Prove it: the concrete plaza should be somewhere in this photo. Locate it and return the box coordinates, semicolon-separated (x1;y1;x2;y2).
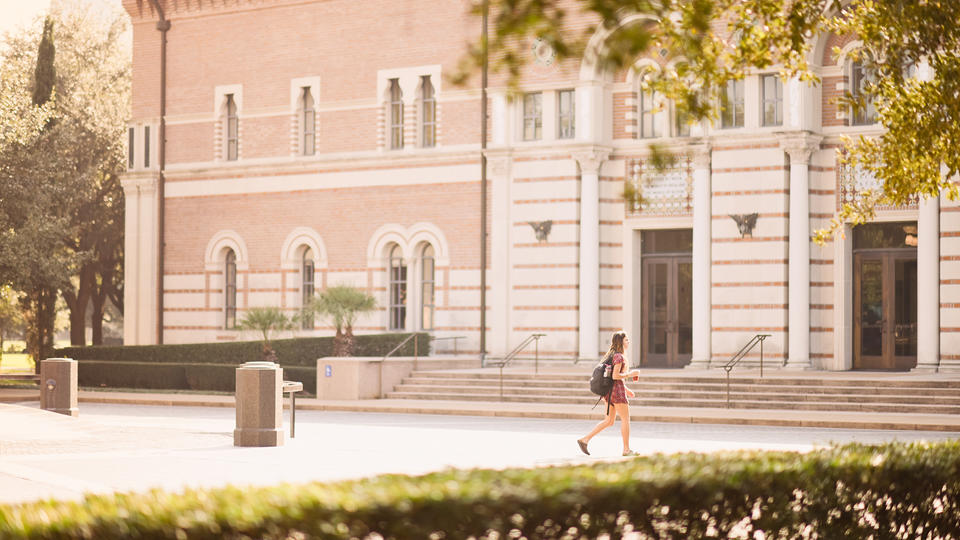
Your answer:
1;401;956;506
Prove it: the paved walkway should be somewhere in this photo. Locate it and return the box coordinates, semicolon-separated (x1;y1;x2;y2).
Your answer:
4;375;960;432
1;401;956;506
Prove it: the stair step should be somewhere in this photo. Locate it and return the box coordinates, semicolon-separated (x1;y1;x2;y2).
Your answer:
392;384;960;405
398;378;960;397
384;391;960;414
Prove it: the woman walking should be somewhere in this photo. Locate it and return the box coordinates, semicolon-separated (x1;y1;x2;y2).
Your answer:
577;330;640;456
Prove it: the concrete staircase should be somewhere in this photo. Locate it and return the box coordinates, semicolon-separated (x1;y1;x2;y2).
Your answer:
386;368;960;415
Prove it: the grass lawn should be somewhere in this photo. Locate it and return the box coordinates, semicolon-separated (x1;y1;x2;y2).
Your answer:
0;353;33;373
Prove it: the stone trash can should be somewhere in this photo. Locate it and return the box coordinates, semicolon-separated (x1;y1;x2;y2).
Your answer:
234;361;284;447
40;358;78;417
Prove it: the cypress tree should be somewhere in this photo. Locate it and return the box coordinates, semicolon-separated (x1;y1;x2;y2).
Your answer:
32;17;56;107
23;16;59;371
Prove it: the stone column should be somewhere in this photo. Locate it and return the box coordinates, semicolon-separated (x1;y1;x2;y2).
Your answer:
780;134;821;369
488;154;513;358
121;174;159;345
689;144;712;368
234;361;284;447
40;358;78;417
915;193;941;372
574;148;610;361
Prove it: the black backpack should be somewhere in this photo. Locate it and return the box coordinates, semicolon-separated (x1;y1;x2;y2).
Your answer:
589;356;614;397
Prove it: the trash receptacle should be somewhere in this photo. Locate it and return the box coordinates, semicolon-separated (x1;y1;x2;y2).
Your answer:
234;361;284;447
40;358;78;417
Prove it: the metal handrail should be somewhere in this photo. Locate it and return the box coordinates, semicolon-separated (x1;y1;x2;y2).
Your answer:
722;333;772;407
430;335;467;355
378;333;422;398
487;333;546;400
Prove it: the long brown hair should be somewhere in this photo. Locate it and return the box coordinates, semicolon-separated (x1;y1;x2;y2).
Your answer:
602;330;627;363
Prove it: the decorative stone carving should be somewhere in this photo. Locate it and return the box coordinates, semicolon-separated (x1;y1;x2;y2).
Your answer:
779;133;822;164
121;174;158;196
531;37;556;66
688;144;711;169
528;220;552;242
573;148;611;176
837;159;918;210
487;155;511;177
730;213;758;238
626;156;693;215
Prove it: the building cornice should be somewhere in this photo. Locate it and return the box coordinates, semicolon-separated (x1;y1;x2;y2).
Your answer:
123;0;310;23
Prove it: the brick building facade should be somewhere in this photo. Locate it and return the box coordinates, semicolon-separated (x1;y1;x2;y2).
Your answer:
121;0;959;372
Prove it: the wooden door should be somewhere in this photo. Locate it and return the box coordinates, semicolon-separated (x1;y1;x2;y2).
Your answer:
854;252;917;370
642;256;692;368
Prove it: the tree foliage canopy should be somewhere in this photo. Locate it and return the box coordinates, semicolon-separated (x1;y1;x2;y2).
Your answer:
237;307;298;352
308;286;377;336
475;0;960;238
0;4;130;354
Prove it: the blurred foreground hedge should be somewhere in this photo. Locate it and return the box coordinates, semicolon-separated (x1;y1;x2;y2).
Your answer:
2;440;959;539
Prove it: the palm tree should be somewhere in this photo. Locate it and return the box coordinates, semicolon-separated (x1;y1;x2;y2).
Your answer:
237;307;297;362
308;285;377;356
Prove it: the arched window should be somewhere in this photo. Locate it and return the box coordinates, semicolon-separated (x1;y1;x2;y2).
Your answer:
388;244;407;330
850;60;876;125
301;247;315;329
420;76;436;148
225;94;238;161
389;78;403;150
301;87;316;156
420;244;435;330
224;249;237;329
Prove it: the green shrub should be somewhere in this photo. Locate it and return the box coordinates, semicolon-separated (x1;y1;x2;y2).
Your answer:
1;441;959;539
57;333;430;367
78;361;317;394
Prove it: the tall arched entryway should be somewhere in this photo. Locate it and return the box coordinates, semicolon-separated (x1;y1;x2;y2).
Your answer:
641;229;693;367
853;222;918;370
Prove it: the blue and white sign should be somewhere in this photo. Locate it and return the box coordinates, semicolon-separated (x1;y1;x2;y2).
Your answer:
325;365;332;377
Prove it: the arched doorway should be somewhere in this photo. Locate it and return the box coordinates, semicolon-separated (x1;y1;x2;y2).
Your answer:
641;229;693;367
853;222;918;370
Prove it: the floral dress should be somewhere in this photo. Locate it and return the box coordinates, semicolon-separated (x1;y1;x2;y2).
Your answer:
605;352;628;404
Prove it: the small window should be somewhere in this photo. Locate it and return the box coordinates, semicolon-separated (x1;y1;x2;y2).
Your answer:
420;244;435;330
850;61;877;125
421;76;436;148
389;79;403;150
557;89;575;139
128;127;135;169
226;94;238;161
143;125;150;168
301;87;315;156
639;90;658;139
522;92;542;141
224;249;237;329
720;79;744;128
761;74;783;127
301;247;315;330
388;245;407;330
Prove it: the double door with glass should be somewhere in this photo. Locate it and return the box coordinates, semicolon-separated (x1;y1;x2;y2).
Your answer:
641;256;693;368
854;252;917;370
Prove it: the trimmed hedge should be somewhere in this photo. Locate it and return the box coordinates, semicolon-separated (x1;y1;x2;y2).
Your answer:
2;441;959;539
77;361;317;394
57;333;430;367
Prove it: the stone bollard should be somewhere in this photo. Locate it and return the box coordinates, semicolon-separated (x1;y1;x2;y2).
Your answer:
234;361;284;447
40;358;78;417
